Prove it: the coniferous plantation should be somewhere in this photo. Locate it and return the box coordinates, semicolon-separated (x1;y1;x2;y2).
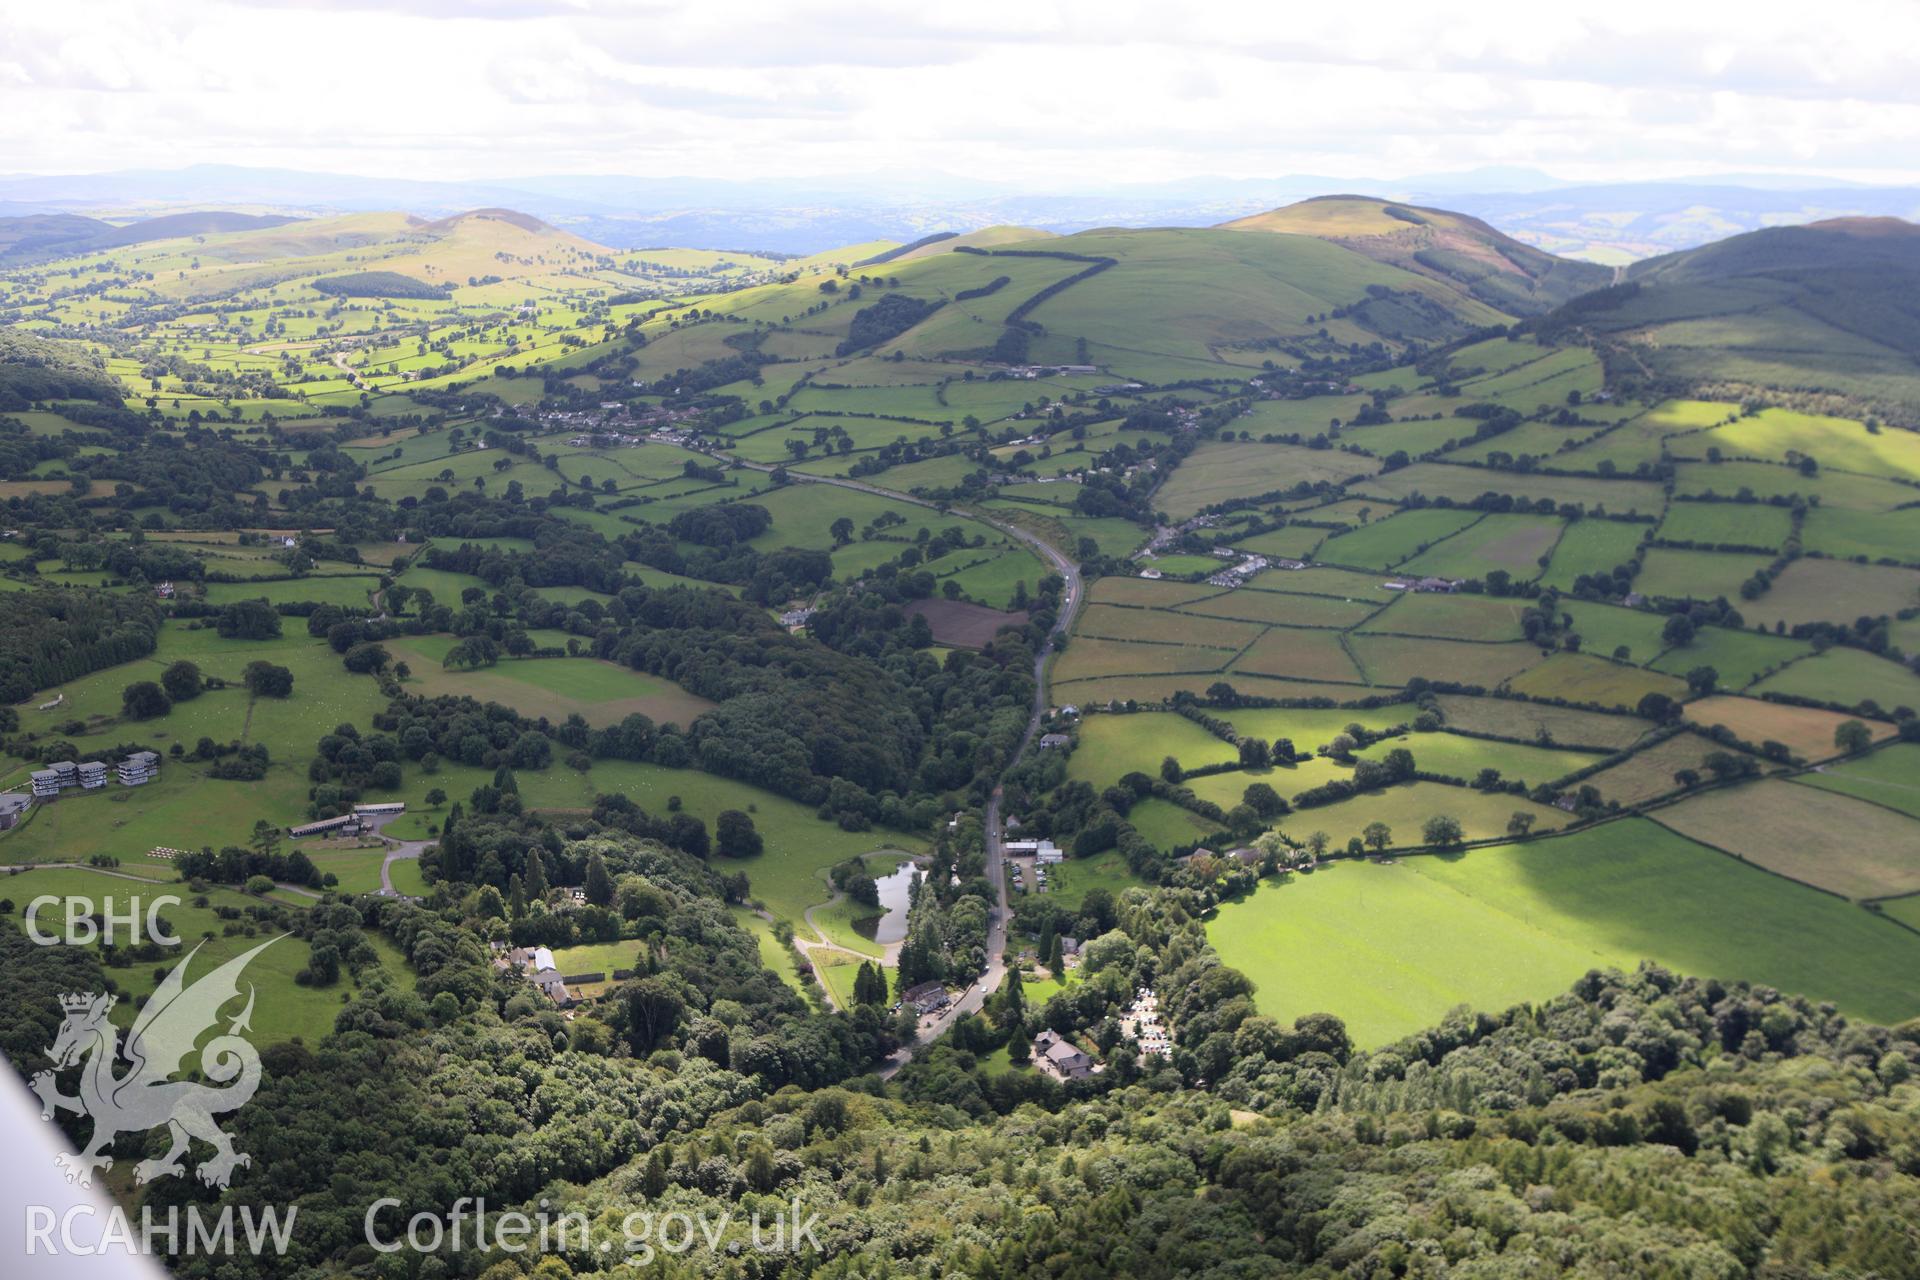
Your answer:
4;5;1920;1278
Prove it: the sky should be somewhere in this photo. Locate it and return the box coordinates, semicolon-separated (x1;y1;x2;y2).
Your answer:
5;0;1920;186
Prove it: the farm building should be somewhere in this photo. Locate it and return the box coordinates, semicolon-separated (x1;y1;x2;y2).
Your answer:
1414;576;1463;593
353;802;406;816
117;751;160;786
288;814;359;838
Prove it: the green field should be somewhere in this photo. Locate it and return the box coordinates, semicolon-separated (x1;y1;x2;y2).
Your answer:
1317;509;1481;571
386;643;717;727
1632;547;1773;602
1672;460;1918;510
1648;625;1809;691
1064;712;1240;789
1740;558;1920;630
1208;820;1920;1046
1277;780;1567;850
1576;732;1728;807
1233;626;1369;684
548;938;645;978
1652;780;1920;899
1042;848;1152;910
1347;633;1544;690
1354;731;1603;788
1350;463;1666;517
1357;592;1530;641
1429;694;1651;750
1124;797;1224;850
1694;408;1920;480
1557;600;1672;663
1507;652;1686;709
1655;502;1793;548
1795;744;1920;819
1799;506;1920;562
1153;440;1379;519
1394;513;1564;582
1538;519;1648;590
1750;646;1920;714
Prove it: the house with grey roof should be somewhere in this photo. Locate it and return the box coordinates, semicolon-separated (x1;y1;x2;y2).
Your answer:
1033;1029;1095;1079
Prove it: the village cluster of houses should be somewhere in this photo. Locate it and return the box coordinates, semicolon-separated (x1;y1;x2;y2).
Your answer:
545;399;700;444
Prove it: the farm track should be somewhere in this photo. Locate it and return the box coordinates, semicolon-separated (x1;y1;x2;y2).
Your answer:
361;812;431;895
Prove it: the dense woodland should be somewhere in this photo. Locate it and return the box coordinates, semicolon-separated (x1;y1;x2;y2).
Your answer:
7;898;1918;1278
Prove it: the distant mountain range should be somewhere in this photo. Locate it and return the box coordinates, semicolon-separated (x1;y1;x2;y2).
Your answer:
4;164;1920;260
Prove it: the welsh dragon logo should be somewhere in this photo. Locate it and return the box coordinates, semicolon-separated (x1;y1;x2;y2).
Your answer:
30;937;281;1189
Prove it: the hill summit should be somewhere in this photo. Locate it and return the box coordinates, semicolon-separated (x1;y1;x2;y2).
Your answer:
1218;194;1611;315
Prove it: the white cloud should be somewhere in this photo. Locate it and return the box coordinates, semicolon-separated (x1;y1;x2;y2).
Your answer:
3;0;1919;185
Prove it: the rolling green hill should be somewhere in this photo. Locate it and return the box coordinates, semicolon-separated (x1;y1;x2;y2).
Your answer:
835;219;1536;379
1539;216;1920;421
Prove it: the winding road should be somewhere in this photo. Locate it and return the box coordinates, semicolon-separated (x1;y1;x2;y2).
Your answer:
707;451;1086;1072
356;812;432;896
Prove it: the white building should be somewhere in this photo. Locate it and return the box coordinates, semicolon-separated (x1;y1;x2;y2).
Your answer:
117;751;160;787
